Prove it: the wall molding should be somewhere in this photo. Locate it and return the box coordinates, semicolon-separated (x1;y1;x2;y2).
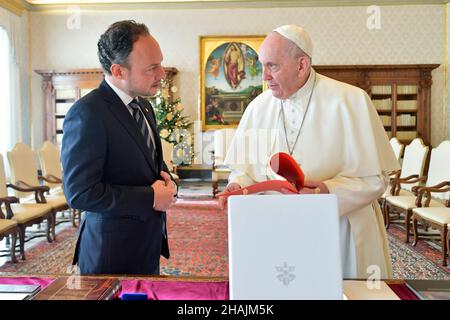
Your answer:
0;0;29;15
19;0;447;12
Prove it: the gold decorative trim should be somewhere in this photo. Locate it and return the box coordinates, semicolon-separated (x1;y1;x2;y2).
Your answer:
18;0;448;12
0;0;26;15
22;0;448;4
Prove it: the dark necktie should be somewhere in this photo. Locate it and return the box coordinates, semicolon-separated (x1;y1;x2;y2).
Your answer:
129;99;166;238
129;99;156;162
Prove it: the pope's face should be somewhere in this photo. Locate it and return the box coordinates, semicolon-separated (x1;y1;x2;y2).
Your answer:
122;35;166;97
259;33;303;100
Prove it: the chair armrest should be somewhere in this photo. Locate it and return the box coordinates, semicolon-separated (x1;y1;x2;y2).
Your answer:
415;181;450;207
7;181;49;193
0;196;19;219
418;181;450;192
396;174;423;184
388;169;401;179
411;185;423;196
390;175;426;196
7;181;49;204
39;174;62;184
0;196;19;205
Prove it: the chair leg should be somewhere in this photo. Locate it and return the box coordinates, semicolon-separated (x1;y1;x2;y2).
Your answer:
10;230;18;263
46;217;52;243
412;214;419;247
212;181;218;198
72;208;76;228
46;213;56;243
447;229;450;268
72;209;82;228
405;210;412;243
441;226;447;267
380;199;386;226
384;202;390;229
77;210;82;227
52;212;56;240
18;226;26;260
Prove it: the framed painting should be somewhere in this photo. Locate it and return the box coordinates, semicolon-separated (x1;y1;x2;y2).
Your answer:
200;35;265;131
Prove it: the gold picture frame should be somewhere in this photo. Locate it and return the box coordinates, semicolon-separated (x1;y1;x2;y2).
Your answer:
200;35;265;131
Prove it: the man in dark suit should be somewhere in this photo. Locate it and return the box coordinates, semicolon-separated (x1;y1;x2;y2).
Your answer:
61;20;178;275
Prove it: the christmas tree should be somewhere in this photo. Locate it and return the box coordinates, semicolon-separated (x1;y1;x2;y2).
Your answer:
149;79;194;165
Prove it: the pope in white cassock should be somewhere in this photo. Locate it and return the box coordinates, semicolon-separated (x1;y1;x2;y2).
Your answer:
222;25;400;279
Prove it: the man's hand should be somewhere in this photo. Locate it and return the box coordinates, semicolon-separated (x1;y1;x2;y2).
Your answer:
161;171;177;191
152;171;177;211
219;182;242;210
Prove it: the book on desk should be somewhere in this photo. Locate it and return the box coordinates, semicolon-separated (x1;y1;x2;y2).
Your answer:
405;280;450;300
32;277;121;300
0;284;41;300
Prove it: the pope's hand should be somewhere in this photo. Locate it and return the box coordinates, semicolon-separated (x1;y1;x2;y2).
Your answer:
298;180;329;194
218;182;241;210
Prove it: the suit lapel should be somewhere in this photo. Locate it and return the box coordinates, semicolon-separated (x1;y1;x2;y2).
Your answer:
138;98;163;173
98;81;159;176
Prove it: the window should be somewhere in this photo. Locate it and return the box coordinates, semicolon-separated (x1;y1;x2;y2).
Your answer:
0;26;11;157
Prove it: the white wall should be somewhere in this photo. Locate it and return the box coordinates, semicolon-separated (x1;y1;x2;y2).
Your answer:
29;4;444;158
446;3;450;141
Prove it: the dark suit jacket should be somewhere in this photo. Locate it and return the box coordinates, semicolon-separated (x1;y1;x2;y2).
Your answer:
61;80;173;275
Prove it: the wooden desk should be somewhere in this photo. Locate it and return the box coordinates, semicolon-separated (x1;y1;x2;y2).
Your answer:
0;274;419;300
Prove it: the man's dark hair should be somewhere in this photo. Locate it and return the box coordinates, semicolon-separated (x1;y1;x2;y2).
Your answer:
97;20;149;75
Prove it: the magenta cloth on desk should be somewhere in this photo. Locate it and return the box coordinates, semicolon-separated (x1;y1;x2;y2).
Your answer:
0;276;54;289
387;283;419;300
119;280;229;300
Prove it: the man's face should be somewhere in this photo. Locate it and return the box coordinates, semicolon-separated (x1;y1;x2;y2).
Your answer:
122;35;166;97
258;34;302;100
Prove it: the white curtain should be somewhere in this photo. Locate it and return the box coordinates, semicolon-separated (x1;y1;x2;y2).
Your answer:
0;7;25;173
0;26;12;158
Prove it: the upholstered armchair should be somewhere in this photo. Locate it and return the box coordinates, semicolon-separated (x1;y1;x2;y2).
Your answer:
411;182;450;266
382;138;429;229
385;140;448;244
0;154;53;260
38;141;81;227
161;139;180;185
410;141;450;266
211;128;236;198
38;141;63;189
390;137;404;161
7;143;69;236
0;217;18;263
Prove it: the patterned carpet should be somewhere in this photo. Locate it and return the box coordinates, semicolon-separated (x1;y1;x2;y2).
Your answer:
0;186;449;279
0;196;227;276
388;224;450;279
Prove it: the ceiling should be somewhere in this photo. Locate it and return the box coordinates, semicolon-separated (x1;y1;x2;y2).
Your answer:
21;0;447;6
1;0;447;15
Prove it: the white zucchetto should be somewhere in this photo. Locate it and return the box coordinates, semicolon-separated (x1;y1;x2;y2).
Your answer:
273;25;313;58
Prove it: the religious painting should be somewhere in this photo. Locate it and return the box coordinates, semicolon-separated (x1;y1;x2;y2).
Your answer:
200;35;265;130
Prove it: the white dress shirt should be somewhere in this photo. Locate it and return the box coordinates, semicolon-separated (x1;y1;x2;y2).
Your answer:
105;77;156;147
